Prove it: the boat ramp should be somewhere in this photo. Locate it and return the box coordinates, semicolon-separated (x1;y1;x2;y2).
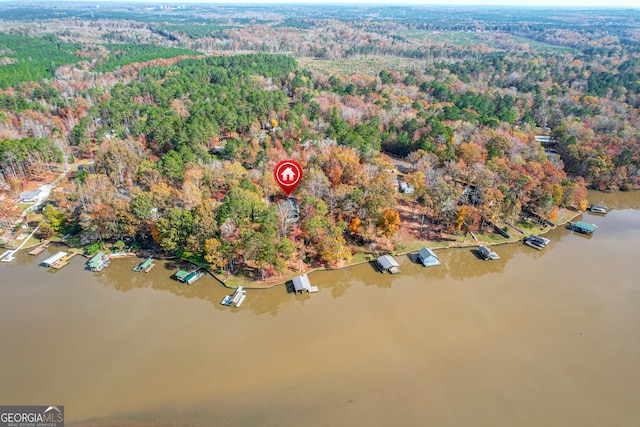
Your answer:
133;257;155;272
221;286;246;308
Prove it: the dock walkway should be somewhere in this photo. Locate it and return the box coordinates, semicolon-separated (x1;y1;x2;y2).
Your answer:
1;224;41;262
51;252;79;269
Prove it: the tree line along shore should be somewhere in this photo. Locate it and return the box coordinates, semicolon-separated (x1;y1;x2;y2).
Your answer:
1;7;638;285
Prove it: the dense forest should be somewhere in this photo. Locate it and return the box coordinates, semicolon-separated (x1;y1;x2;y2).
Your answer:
0;4;638;280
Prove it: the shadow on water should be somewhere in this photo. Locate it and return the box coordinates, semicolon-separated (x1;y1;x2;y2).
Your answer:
406;253;420;264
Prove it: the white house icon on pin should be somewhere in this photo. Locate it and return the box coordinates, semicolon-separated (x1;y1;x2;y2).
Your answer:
281;167;296;182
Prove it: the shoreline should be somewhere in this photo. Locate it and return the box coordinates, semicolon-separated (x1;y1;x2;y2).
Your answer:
212;208;584;290
2;210;583;291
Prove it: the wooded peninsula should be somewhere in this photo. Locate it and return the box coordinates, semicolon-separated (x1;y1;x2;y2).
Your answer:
1;4;638;284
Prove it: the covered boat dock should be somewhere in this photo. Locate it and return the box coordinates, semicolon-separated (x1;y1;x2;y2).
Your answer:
175;269;203;285
87;252;110;272
133;257;155;272
417;247;440;267
292;274;319;293
376;255;401;274
568;221;597;235
42;251;68;268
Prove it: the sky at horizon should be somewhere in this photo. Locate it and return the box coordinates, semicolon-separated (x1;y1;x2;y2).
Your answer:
0;0;638;7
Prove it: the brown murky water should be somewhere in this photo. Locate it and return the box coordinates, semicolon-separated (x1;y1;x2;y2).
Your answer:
1;191;640;426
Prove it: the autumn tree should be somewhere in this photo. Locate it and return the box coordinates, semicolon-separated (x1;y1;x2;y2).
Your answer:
37;222;55;240
192;199;219;250
377;209;400;242
42;204;65;232
348;217;362;236
204;238;227;271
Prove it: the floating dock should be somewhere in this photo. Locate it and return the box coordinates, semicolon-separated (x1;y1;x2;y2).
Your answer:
133;257;155;272
477;245;500;260
523;235;550;250
221;286;247;308
28;240;50;256
1;250;16;262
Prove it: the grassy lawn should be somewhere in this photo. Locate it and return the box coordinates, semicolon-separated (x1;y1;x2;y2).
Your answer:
473;231;512;244
556;208;581;225
178;250;209;269
22;235;42;248
224;270;300;289
515;221;550;236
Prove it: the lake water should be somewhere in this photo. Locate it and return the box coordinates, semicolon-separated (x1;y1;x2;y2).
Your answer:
1;191;640;426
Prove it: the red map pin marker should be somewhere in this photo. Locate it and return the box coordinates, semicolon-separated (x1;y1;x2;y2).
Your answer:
274;159;303;197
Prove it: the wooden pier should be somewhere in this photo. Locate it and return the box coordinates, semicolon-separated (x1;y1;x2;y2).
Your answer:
28;241;50;256
51;252;79;269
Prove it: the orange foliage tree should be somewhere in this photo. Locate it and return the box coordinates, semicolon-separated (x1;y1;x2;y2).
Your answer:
377;209;400;242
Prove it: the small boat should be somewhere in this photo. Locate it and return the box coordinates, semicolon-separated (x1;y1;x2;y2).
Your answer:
477;245;500;260
588;205;608;214
522;234;550;250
